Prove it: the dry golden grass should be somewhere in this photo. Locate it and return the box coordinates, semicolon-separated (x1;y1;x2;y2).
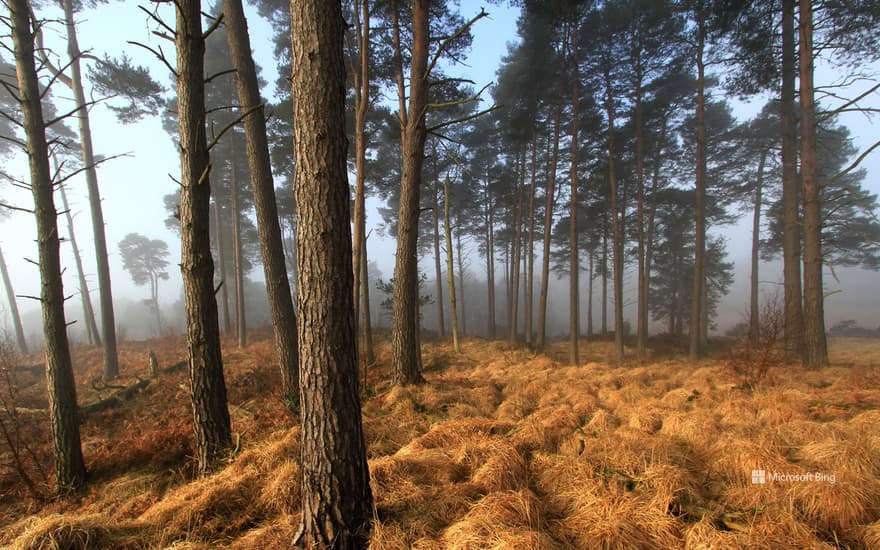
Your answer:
2;336;880;548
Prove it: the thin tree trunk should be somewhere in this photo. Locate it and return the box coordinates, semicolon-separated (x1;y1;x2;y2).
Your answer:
351;0;371;367
443;178;460;353
10;0;86;492
391;0;429;386
222;0;298;395
456;227;467;337
749;149;767;345
644;115;667;352
432;177;446;338
587;247;593;338
213;201;232;334
525;128;537;346
602;52;624;363
360;238;374;367
290;2;373;544
0;245;28;354
230;158;247;348
61;0;118;380
798;0;828;368
633;44;648;361
602;220;608;336
176;0;232;477
509;147;525;344
781;0;805;361
150;272;162;338
536;101;562;350
58;182;101;347
689;6;707;362
486;181;496;339
569;36;580;366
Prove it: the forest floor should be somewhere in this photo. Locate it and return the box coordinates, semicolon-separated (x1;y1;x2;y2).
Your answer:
1;333;879;548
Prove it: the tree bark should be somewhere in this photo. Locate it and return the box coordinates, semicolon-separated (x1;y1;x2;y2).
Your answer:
213;201;232;334
0;245;28;354
689;5;707;362
485;177;496;339
569;35;580;366
11;0;86;493
602;51;624;363
798;0;828;368
749;149;767;345
525;129;537;345
432;177;446;338
230;159;247;348
290;2;374;544
58;183;101;347
508;146;525;344
350;0;373;370
443;178;460;353
456;227;467;337
633;39;648;361
391;0;429;386
60;0;118;381
781;0;805;361
176;0;233;477
222;0;299;394
536;99;562;350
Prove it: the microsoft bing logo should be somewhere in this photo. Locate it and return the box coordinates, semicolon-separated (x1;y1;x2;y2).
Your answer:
751;469;766;484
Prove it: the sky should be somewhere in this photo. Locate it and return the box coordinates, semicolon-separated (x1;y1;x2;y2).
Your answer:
0;1;878;342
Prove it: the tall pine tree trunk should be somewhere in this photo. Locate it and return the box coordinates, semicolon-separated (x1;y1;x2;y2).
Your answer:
11;0;86;492
391;0;429;385
536;101;562;350
569;37;580;366
61;0;118;380
689;5;707;362
432;177;446;338
290;1;373;544
798;0;828;368
222;0;298;394
781;0;805;361
485;181;496;339
602;52;624;363
634;51;648;361
750;149;767;345
0;245;28;354
456;228;467;337
525;129;537;345
508;147;525;344
351;0;373;369
213;201;232;334
230;159;247;348
443;178;460;352
58;182;101;347
176;0;232;477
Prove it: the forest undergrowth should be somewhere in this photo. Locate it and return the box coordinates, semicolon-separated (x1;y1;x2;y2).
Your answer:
1;334;879;549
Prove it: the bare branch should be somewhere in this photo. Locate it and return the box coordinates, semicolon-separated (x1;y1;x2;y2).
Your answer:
822;138;880;189
426;104;501;133
426;8;488;78
205;68;235;84
206;103;263;152
0;202;33;215
128;41;177;79
138;5;177;38
203;11;224;39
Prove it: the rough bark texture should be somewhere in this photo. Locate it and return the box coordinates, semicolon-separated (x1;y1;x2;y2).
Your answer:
223;0;299;394
525;130;537;345
781;0;805;361
11;0;86;493
391;0;429;386
536;102;561;350
0;245;28;354
484;179;496;339
176;0;233;477
508;148;525;344
689;7;707;362
61;0;118;380
290;1;373;545
633;47;648;361
58;183;101;347
798;0;828;368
